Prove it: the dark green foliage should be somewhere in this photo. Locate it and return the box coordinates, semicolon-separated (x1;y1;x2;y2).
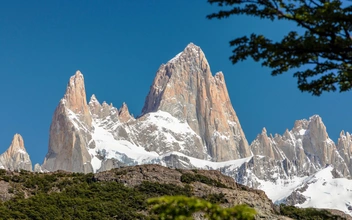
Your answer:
115;170;127;175
136;181;192;197
0;182;147;220
0;172;197;220
0;170;343;219
207;0;352;96
148;196;256;220
0;169;10;182
280;205;342;219
0;169;6;176
203;192;227;204
180;172;228;188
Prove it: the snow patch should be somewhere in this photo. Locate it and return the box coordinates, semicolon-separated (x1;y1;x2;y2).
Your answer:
144;111;198;136
90;121;159;172
258;176;307;202
298;129;306;135
296;166;352;215
17;149;27;154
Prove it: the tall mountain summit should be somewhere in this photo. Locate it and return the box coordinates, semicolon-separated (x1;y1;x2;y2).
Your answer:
142;43;251;161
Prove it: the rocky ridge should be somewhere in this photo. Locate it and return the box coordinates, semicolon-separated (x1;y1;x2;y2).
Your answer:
236;115;350;188
41;43;252;174
225;116;352;215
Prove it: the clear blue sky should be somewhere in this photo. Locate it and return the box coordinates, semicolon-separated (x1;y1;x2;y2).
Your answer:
1;1;351;165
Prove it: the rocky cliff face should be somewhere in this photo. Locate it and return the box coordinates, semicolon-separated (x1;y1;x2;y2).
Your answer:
42;71;93;173
337;131;352;176
141;43;251;161
245;115;349;180
0;134;32;171
225;115;352;215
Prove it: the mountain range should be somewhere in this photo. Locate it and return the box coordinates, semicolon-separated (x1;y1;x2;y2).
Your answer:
1;43;351;216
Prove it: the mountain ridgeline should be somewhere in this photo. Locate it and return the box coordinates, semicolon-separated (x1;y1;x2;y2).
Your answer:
1;43;352;216
41;43;252;173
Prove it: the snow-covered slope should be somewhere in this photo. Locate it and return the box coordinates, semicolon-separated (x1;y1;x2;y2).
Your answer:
251;172;307;203
88;108;250;172
288;166;352;215
89;121;159;172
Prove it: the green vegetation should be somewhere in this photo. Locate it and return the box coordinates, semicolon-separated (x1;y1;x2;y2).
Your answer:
202;192;227;204
0;169;345;219
280;205;342;220
0;171;147;219
0;170;243;220
0;182;146;219
208;0;352;96
180;172;228;188
148;196;256;220
136;181;192;197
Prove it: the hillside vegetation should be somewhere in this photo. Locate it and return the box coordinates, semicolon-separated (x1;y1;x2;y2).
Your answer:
0;165;347;219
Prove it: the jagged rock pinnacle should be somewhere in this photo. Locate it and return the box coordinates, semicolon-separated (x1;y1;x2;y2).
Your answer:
337;130;352;175
252;115;350;178
141;43;251;161
62;70;90;118
8;133;25;151
43;71;93;173
89;94;99;105
118;102;133;123
0;134;32;171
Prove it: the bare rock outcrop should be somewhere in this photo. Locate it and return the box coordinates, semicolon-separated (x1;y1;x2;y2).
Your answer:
337;131;352;175
118;102;133;123
243;115;350;189
141;43;251;161
42;71;93;173
286;115;348;176
251;128;284;160
0;134;32;171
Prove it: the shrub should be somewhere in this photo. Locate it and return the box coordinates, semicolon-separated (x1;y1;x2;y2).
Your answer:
180;172;227;188
280;205;341;220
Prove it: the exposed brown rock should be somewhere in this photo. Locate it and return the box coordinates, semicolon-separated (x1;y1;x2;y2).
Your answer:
118;102;133;123
0;179;13;201
88;94;101;116
141;43;251;161
251;128;283;160
62;70;92;126
249;115;350;179
0;134;32;171
337;131;352;175
42;71;93;173
301;116;349;176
